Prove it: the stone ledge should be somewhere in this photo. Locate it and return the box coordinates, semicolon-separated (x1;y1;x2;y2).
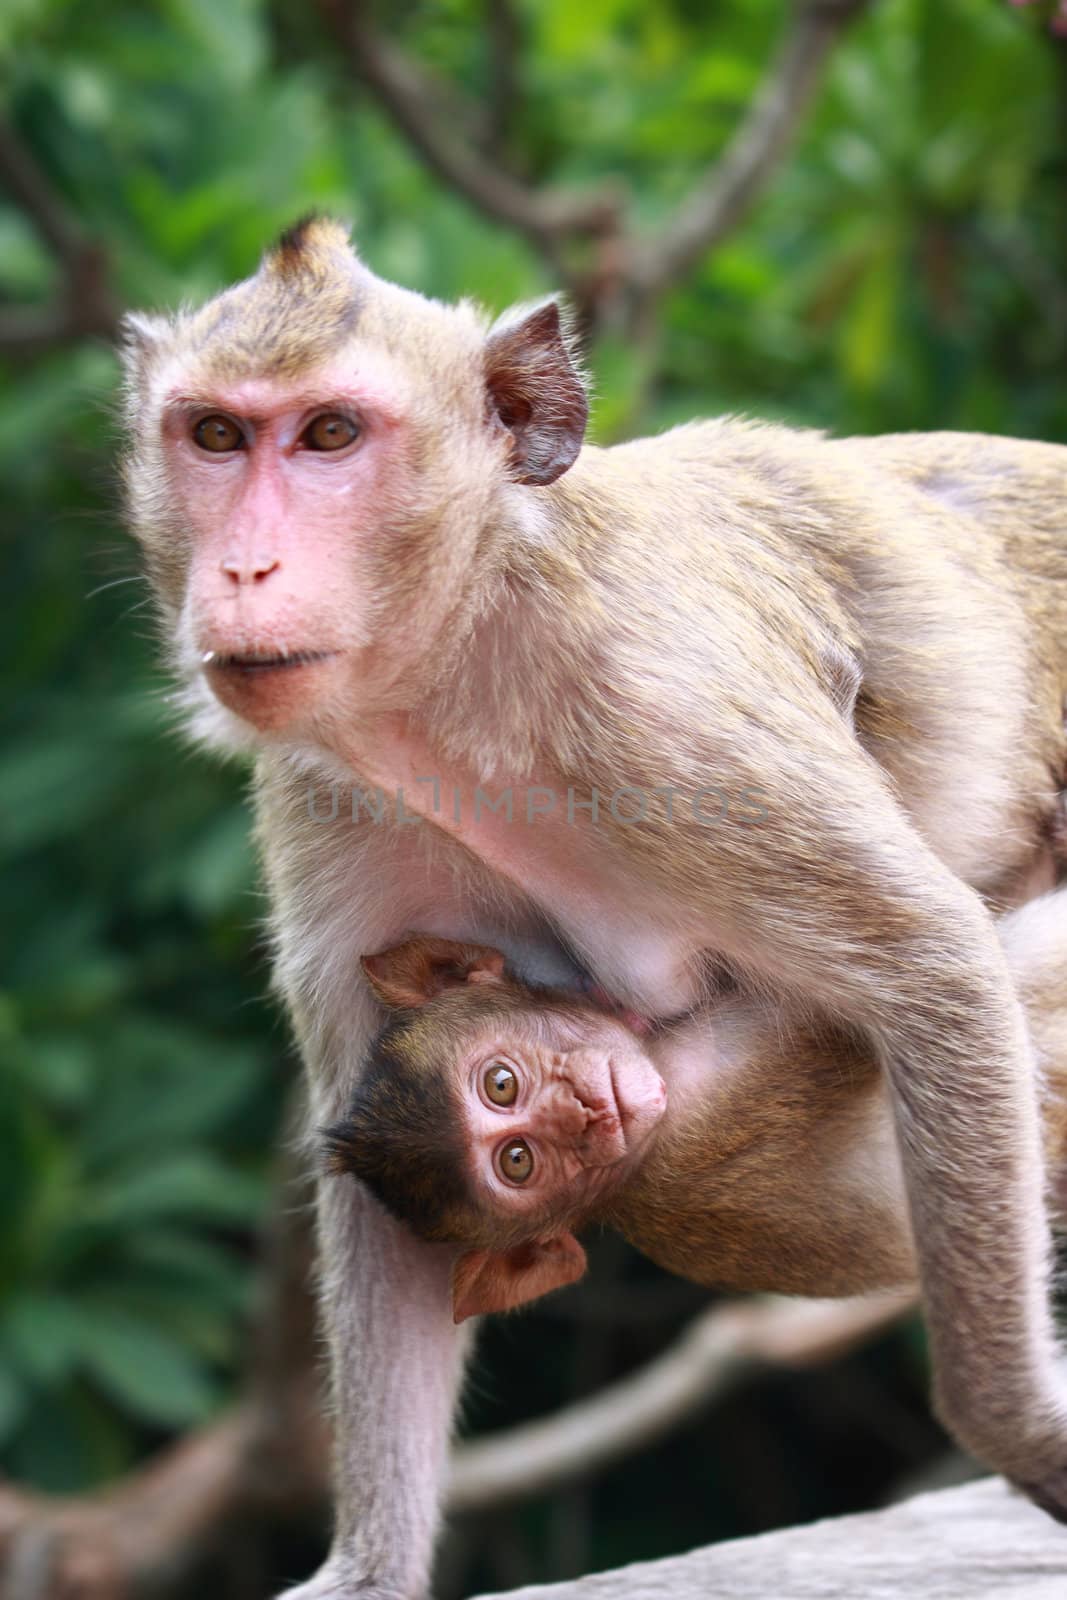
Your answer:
476;1477;1067;1600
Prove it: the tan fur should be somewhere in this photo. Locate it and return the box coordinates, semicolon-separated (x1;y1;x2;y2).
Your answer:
605;1012;911;1296
193;216;364;380
609;925;1067;1299
121;222;1067;1596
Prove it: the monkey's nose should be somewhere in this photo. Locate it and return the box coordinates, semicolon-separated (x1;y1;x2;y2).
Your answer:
220;554;280;585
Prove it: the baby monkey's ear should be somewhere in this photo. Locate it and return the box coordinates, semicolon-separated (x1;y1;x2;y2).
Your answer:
451;1235;588;1322
361;936;507;1010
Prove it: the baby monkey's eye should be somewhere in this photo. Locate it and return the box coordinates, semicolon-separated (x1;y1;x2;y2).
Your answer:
302;413;360;452
484;1062;518;1106
498;1139;534;1184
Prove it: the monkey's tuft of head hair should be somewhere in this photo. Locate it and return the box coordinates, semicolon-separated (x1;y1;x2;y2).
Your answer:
181;214;364;382
265;214;355;281
323;1017;480;1246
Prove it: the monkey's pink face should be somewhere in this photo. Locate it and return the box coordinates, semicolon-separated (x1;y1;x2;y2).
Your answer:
457;1012;667;1224
159;357;439;734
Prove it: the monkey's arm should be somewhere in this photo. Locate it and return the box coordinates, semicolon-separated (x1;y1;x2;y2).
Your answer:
283;1167;473;1600
281;1011;473;1600
257;782;480;1600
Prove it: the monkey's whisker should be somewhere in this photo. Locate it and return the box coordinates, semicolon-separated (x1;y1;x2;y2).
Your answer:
87;574;146;600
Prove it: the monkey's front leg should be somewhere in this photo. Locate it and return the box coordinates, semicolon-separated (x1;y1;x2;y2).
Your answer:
280;993;474;1600
259;802;498;1600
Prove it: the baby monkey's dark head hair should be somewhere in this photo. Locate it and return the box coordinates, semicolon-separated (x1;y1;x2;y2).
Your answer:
324;1009;476;1244
324;938;545;1248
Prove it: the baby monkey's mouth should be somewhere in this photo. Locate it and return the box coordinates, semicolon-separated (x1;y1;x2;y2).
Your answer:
203;649;340;675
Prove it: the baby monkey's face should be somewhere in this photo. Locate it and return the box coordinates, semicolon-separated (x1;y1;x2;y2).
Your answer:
333;935;670;1321
452;1003;667;1225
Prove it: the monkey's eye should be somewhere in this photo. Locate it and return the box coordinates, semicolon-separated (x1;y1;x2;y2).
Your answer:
484;1062;518;1106
192;414;245;453
497;1139;534;1185
302;413;360;452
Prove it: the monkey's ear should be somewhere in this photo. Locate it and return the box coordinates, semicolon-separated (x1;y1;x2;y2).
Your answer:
484;300;588;486
451;1235;587;1322
361;937;506;1009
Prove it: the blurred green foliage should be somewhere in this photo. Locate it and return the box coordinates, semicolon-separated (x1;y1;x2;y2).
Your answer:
1;0;1065;1581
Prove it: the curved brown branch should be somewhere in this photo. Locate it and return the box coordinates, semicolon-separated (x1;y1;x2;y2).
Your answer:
314;0;621;253
448;1289;914;1513
0;116;119;354
315;1;870;340
0;118;87;267
483;0;523;156
0;1415;255;1600
631;1;873;298
0;1263;912;1597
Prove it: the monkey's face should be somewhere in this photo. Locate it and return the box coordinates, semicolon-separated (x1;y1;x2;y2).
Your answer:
122;219;586;749
155;354;429;735
138;330;505;744
347;936;667;1235
452;1006;668;1228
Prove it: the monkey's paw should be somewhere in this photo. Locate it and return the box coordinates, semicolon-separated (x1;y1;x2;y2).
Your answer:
1010;1465;1067;1526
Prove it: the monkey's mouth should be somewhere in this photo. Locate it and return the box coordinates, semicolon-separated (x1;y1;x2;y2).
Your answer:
572;1063;629;1167
204;649;340;676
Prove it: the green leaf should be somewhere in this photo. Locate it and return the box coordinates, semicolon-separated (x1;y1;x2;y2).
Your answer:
91;1154;265;1228
0;1357;29;1446
840;240;901;393
76;1306;220;1427
80;1020;262;1166
3;1293;81;1385
117;1230;251;1309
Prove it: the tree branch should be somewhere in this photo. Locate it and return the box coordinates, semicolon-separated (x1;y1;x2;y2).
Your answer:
314;0;621;253
483;0;523;157
315;1;869;339
0;115;119;354
0;118;86;266
632;0;872;296
448;1289;914;1513
470;1477;1066;1600
0;1256;912;1597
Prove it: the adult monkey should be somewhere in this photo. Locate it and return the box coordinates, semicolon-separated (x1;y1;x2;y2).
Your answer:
121;218;1067;1597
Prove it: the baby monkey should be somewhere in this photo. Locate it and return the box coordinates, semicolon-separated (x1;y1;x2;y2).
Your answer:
327;916;1067;1324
